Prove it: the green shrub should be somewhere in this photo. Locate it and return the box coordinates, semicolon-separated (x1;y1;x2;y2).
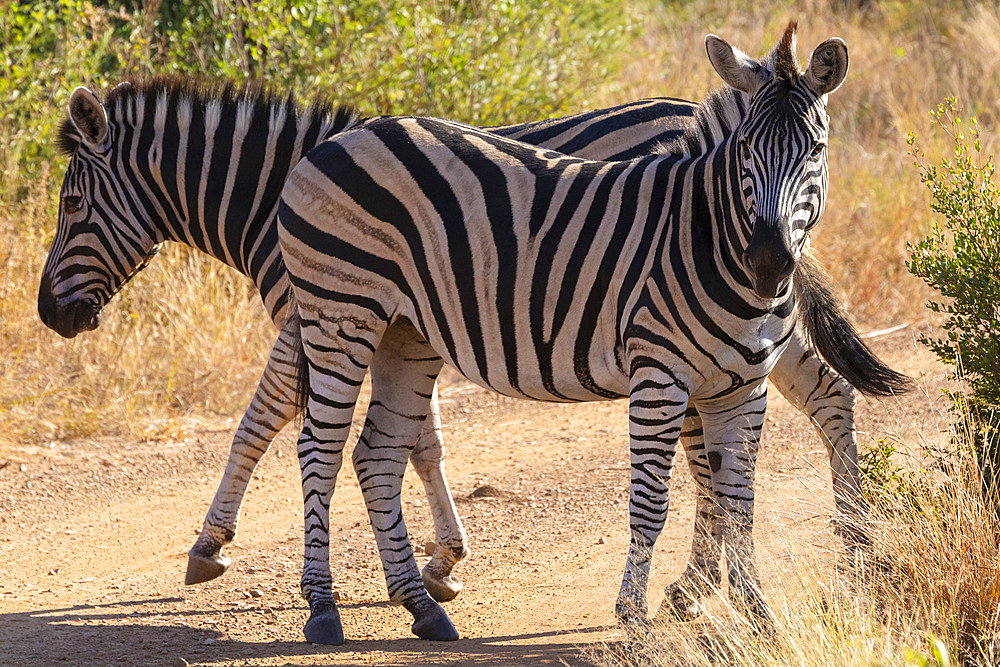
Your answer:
907;98;1000;495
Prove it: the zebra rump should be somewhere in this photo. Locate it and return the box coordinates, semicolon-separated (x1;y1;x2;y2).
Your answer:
795;253;914;397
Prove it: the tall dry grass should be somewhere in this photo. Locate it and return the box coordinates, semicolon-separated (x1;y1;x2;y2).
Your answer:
2;1;998;444
586;414;1000;666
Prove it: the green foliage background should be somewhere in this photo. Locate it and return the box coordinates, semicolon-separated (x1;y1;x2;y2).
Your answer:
1;0;629;196
0;0;630;441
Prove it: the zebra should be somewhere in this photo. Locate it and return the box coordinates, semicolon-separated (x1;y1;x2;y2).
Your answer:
275;22;859;642
38;32;907;640
37;78;689;598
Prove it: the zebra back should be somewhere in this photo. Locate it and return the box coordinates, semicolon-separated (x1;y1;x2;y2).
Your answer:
39;80;699;340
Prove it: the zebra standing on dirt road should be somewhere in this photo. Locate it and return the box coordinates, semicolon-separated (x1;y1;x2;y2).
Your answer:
36;79;693;599
38;31;907;641
275;23;858;643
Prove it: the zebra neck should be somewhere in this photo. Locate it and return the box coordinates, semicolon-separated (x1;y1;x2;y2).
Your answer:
118;99;349;322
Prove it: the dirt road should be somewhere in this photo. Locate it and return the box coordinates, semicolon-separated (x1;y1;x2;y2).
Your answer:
0;328;946;666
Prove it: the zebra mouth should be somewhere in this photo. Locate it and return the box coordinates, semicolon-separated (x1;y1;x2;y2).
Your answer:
41;299;101;339
750;275;788;300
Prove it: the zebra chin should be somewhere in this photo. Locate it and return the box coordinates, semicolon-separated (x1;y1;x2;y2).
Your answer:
38;297;101;339
749;275;791;300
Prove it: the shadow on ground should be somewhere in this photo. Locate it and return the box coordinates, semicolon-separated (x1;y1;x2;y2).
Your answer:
0;596;606;666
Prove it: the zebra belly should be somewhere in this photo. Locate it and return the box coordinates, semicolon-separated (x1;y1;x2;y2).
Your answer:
395;301;630;403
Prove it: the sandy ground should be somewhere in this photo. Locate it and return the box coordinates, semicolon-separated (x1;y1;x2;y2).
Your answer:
0;326;949;666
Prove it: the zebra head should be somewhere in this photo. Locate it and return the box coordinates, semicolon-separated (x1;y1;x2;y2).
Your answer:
706;23;848;299
38;85;162;338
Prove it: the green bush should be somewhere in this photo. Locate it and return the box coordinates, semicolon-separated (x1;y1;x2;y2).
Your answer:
907;98;1000;493
152;0;630;124
1;0;629;215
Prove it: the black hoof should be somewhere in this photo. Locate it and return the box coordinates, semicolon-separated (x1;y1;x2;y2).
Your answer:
410;601;459;641
616;634;657;667
421;566;463;603
185;552;231;585
731;594;772;634
303;602;345;645
655;586;705;623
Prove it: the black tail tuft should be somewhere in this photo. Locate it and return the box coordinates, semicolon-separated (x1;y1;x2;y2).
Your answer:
795;253;914;398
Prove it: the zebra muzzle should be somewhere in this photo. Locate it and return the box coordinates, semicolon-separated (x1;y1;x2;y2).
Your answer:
38;277;100;338
744;225;795;299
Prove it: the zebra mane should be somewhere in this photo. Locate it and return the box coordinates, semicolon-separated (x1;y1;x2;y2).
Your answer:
653;86;748;157
57;75;361;156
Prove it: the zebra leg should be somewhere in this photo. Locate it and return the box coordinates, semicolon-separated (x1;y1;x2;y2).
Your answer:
696;382;770;626
768;325;867;550
353;319;458;641
295;310;386;645
615;365;689;632
410;387;470;603
186;320;301;585
656;407;723;622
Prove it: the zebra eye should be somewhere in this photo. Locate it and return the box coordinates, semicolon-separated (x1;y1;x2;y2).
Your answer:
63;195;84;214
739;136;751;160
811;143;826;158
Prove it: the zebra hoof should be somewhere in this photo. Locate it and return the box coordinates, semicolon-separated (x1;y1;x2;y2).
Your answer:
303;601;345;645
185;552;231;585
655;585;705;623
410;601;459;641
421;567;463;603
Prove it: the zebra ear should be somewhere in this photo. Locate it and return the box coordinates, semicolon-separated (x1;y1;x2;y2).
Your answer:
803;38;849;96
706;34;765;95
68;86;108;147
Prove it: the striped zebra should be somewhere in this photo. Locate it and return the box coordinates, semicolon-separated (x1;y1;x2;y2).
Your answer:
275;23;859;641
38;30;907;641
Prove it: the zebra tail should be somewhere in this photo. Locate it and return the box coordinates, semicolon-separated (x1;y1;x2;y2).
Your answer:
795;253;914;397
285;292;310;414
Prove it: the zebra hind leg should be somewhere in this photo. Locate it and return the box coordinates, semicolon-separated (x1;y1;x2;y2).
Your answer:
295;310;387;645
354;319;458;641
186;321;302;584
656;407;723;623
766;326;868;553
410;388;470;603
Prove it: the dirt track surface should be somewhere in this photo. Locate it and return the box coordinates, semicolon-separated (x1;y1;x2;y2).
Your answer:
0;327;946;666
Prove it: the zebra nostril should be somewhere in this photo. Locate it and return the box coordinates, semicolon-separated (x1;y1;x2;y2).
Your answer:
778;255;795;280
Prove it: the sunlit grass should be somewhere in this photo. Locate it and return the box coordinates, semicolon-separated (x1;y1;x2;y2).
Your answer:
3;1;995;442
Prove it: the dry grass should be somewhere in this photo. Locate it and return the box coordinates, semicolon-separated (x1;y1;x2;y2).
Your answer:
1;2;995;443
585;421;1000;666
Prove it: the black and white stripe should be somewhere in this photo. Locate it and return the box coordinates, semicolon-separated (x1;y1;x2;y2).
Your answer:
40;25;896;642
276;24;850;640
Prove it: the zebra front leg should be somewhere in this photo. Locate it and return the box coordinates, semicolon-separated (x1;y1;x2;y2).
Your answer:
355;320;458;641
656;407;723;622
696;382;770;627
616;364;689;632
411;387;469;603
187;319;301;584
768;325;868;551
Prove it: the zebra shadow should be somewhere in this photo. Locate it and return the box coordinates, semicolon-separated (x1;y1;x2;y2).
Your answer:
0;596;607;666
